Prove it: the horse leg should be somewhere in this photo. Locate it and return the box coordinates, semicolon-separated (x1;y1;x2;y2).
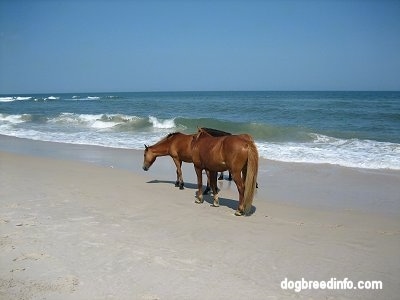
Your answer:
218;172;224;180
172;158;184;189
228;171;232;181
209;171;220;207
175;171;179;187
231;170;245;216
203;170;211;195
194;167;204;203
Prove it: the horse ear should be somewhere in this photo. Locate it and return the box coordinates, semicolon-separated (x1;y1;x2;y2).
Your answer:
144;144;148;150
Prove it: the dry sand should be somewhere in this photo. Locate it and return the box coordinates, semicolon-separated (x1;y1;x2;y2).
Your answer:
0;138;399;299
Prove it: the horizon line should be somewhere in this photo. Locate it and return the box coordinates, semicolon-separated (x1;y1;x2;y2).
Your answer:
1;90;400;95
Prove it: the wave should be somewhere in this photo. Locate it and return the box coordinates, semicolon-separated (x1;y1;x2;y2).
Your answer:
0;113;30;124
46;96;60;100
69;96;101;101
0;96;60;102
0;94;124;102
0;96;32;102
175;117;312;142
259;135;400;169
46;113;147;130
1;113;399;170
1;112;179;132
67;95;123;101
149;116;177;129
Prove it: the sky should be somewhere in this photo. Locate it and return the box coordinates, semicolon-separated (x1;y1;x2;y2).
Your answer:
0;0;399;93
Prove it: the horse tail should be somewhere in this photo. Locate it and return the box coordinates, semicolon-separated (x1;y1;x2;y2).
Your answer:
243;141;259;214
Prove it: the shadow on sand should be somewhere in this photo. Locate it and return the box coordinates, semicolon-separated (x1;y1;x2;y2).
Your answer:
146;179;256;216
146;179;198;190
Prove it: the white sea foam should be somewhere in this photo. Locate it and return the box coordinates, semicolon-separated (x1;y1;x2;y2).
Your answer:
0;96;32;102
68;96;101;100
45;96;60;100
0;113;27;124
48;113;117;130
2;127;399;170
46;113;146;131
91;120;118;129
76;114;104;123
0;97;14;102
148;116;177;129
256;134;400;170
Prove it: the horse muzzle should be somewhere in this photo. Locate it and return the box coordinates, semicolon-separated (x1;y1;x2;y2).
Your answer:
142;165;149;171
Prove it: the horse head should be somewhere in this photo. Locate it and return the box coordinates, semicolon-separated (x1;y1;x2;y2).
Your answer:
142;144;156;171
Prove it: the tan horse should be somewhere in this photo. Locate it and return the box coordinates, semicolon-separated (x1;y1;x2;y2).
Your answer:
143;132;193;189
142;129;231;190
191;128;258;216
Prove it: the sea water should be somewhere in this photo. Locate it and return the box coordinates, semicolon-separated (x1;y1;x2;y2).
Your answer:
0;91;399;169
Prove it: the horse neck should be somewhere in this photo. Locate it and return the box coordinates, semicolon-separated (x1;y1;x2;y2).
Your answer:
151;138;172;156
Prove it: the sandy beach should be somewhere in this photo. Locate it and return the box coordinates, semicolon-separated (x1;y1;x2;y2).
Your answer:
1;136;399;299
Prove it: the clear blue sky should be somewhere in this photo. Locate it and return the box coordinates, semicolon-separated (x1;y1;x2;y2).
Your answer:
1;0;399;93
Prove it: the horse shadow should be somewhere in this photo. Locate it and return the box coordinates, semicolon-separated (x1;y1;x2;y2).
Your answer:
146;179;198;190
146;179;256;216
200;194;257;216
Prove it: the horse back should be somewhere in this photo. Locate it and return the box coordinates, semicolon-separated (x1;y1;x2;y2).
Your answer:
194;134;251;172
223;135;253;155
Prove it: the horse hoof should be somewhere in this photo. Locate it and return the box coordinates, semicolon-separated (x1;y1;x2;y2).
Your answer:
212;198;219;207
175;182;179;187
179;185;184;190
234;210;244;216
195;200;203;204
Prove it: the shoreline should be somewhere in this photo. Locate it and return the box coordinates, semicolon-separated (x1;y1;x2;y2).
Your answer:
1;136;399;299
1;134;399;216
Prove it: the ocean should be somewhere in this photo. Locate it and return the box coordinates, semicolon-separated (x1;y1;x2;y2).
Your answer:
0;91;399;170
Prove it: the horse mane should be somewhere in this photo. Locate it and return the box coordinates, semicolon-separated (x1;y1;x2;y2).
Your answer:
166;132;181;138
194;128;210;140
151;132;182;147
202;127;232;137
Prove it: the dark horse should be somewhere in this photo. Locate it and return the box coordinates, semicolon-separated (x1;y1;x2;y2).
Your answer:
191;128;258;216
142;128;231;189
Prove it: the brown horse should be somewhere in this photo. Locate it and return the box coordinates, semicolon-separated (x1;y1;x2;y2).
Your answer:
143;132;193;189
142;129;231;189
191;128;258;216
